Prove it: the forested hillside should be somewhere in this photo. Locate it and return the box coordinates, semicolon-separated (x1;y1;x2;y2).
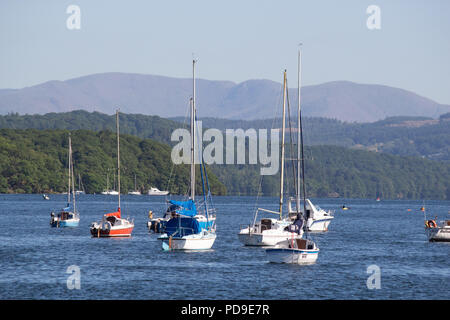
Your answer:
0;129;449;199
1;111;448;161
0;129;226;195
209;145;450;200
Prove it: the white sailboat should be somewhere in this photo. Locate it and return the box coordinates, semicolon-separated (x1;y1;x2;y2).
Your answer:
158;59;216;250
238;69;303;246
423;206;450;242
101;172;119;195
50;134;80;227
287;47;333;233
128;174;142;195
266;50;320;264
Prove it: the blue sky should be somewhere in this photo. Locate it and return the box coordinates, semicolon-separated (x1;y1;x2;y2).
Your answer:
1;0;449;104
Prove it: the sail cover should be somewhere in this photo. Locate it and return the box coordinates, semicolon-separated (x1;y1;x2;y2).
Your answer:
168;200;197;217
286;215;304;234
165;217;200;237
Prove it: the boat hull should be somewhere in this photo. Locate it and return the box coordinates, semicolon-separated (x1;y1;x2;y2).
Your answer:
59;219;80;227
238;231;299;247
158;233;216;250
426;227;450;242
90;226;134;237
307;217;333;232
266;248;319;264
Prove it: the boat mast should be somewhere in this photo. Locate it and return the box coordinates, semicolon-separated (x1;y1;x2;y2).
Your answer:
190;59;196;201
298;51;308;219
296;49;301;213
70;135;76;213
116;109;121;209
279;70;287;219
67;134;71;205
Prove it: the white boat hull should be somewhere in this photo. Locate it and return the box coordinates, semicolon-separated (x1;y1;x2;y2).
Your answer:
158;232;216;250
238;230;301;247
266;248;319;264
307;217;333;232
426;227;450;242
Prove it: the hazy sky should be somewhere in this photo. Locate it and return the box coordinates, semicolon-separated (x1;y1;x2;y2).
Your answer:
1;0;449;104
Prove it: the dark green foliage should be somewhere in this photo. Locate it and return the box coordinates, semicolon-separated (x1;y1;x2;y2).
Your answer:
209;145;450;200
0;129;226;195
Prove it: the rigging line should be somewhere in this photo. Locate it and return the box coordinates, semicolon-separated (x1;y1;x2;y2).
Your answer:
195;108;209;220
285;80;298;203
251;80;284;220
165;97;191;197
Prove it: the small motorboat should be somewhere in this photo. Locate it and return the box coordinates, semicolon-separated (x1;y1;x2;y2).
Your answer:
266;237;319;264
425;219;450;242
43;194;50;200
148;187;169;196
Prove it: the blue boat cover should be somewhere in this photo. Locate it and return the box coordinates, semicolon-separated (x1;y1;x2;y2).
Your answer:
286;215;304;234
165;217;201;237
168;200;197;217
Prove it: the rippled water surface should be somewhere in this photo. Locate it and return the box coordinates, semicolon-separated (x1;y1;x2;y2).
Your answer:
0;194;449;299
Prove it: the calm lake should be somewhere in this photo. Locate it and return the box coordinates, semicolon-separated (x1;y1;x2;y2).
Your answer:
0;194;449;299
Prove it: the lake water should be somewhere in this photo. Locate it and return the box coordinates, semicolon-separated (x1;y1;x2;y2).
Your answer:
0;194;449;300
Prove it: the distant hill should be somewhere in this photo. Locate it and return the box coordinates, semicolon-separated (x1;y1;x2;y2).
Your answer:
0;73;448;122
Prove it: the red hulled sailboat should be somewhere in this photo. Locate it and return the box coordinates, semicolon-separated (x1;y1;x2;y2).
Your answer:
90;110;134;237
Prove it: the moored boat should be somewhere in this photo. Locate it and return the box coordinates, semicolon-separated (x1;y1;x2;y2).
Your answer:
157;59;216;250
90;110;134;238
148;187;169;196
425;219;450;242
238;69;303;246
50;134;79;228
266;237;319;264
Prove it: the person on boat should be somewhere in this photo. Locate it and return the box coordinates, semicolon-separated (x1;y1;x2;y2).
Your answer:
148;210;153;219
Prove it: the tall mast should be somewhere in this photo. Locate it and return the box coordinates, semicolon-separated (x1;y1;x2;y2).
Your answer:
70;135;76;213
296;48;302;212
279;70;287;219
67;134;71;204
190;59;196;200
116;110;121;209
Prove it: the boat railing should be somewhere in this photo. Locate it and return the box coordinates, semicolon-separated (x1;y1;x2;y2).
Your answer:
168;227;196;237
240;224;256;234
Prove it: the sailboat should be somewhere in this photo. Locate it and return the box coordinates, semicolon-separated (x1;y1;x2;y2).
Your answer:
157;59;216;250
423;206;450;242
50;134;80;227
238;69;303;246
101;172;119;195
128;174;142;195
75;174;85;195
266;54;319;264
286;48;333;233
90;110;134;237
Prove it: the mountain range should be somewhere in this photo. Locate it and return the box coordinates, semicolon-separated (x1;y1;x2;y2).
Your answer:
0;73;448;122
